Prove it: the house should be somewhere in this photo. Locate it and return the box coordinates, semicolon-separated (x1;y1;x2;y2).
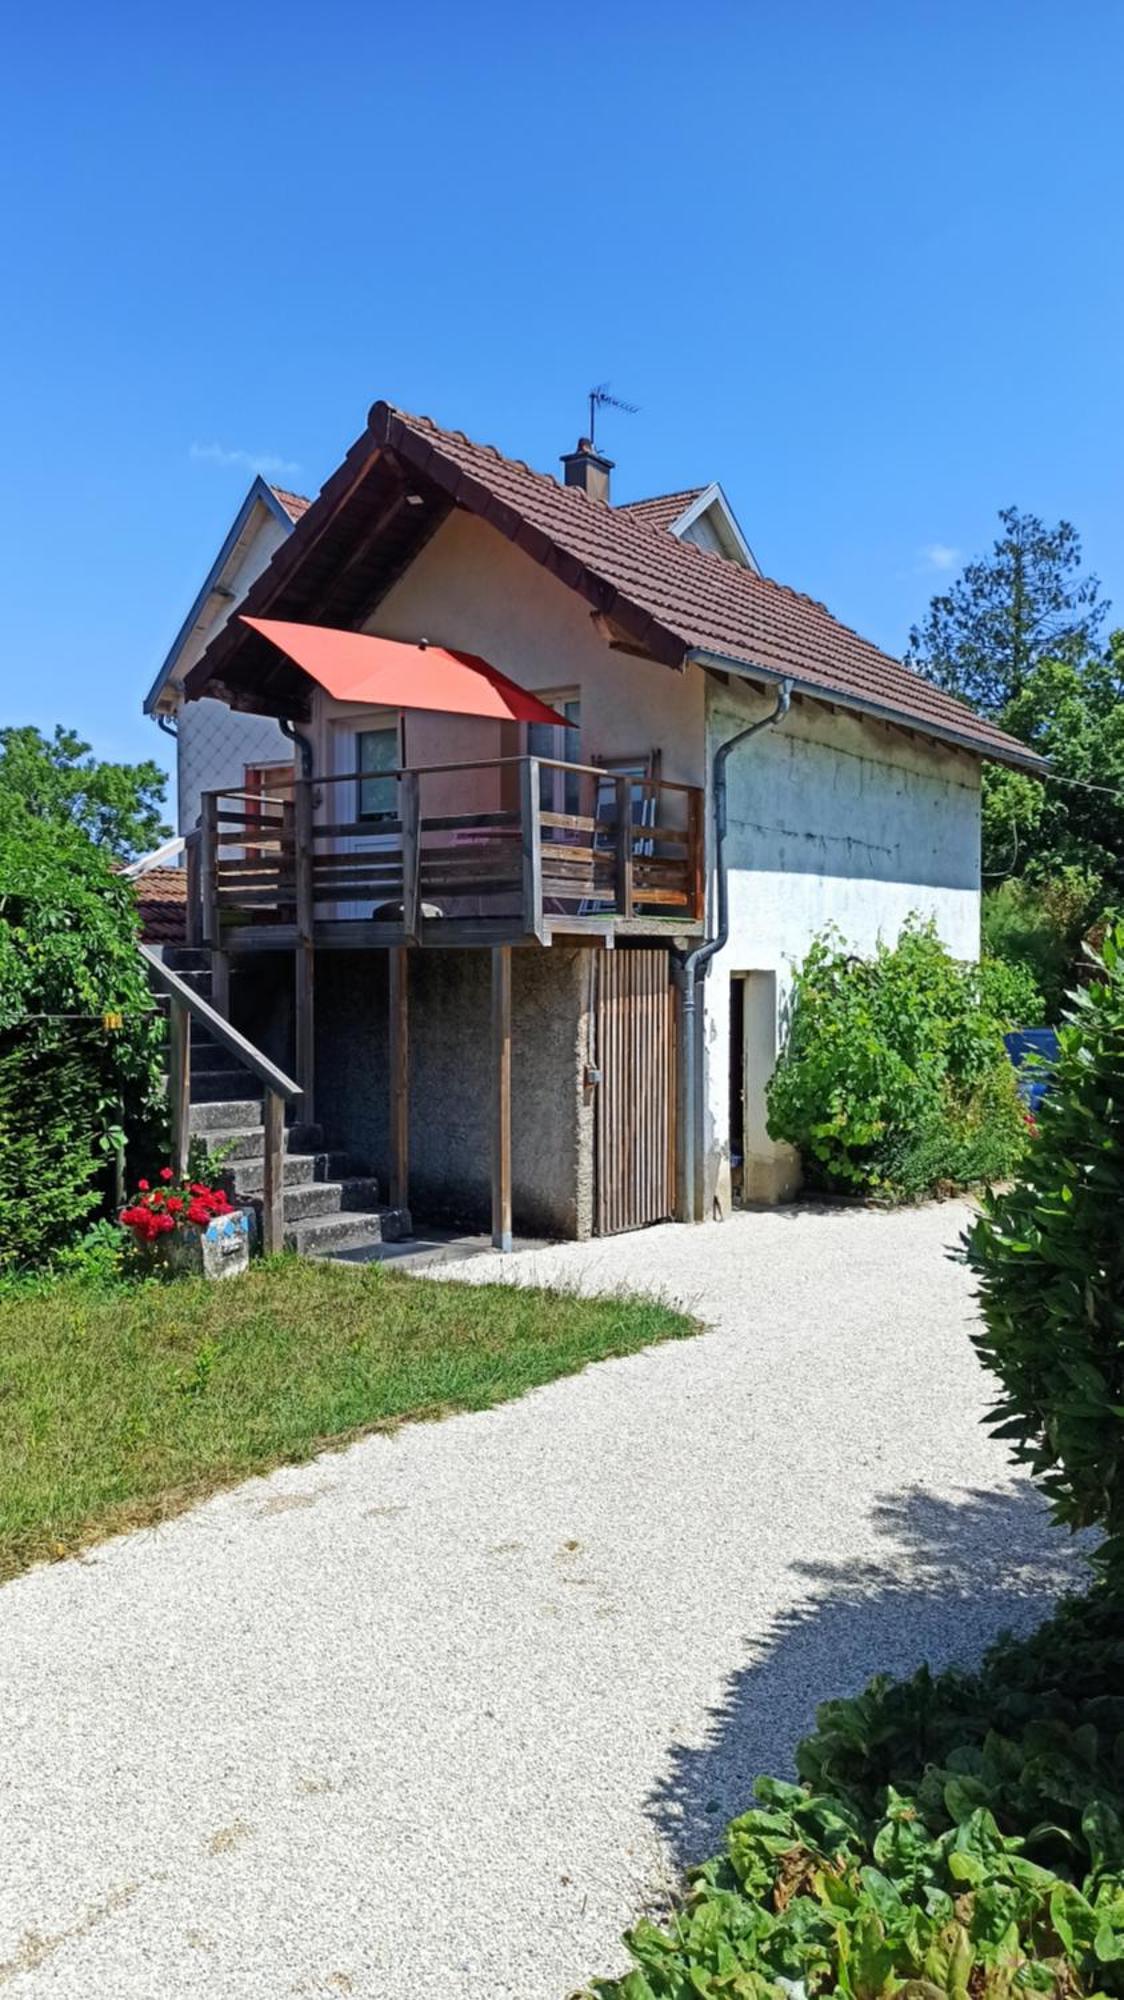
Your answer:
161;399;1040;1250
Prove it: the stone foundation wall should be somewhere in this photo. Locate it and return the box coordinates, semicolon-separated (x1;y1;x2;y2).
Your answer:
313;947;593;1239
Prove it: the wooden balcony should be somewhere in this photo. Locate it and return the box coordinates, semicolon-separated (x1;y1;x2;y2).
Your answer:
191;757;705;954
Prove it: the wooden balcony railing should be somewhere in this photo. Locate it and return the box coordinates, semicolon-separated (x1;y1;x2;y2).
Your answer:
195;756;704;945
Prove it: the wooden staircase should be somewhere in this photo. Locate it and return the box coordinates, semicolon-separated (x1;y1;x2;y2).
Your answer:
153;947;411;1260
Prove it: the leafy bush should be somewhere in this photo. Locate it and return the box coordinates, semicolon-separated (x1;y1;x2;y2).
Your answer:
967;927;1124;1569
583;1592;1124;2000
799;1588;1124;1883
766;920;1028;1199
980;952;1045;1030
0;804;165;1271
982;869;1101;1022
587;1780;1124;1999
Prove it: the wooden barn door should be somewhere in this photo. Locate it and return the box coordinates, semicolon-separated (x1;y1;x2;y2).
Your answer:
594;949;677;1235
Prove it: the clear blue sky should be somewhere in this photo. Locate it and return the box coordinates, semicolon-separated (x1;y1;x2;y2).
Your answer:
2;0;1121;791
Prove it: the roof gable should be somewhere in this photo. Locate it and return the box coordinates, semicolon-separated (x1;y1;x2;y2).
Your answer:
144;475;308;713
182;403;1041;773
620;482;759;571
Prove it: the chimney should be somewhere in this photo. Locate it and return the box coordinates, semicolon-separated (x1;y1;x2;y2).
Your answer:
560;436;613;505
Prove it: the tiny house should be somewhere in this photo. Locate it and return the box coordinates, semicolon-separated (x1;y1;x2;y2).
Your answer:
151;400;1040;1248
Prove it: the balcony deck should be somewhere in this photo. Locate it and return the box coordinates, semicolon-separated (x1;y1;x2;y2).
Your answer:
191;756;705;953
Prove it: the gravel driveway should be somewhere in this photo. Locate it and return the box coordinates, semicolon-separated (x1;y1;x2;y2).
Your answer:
0;1203;1084;1999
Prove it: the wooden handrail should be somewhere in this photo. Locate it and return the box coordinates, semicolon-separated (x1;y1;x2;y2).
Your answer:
140;943;301;1256
198;759;706;932
140;944;301;1099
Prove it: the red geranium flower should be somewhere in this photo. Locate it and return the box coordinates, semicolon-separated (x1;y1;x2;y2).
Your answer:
160;1167;174;1182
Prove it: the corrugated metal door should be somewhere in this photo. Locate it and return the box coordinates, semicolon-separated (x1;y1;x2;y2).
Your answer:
594;949;677;1235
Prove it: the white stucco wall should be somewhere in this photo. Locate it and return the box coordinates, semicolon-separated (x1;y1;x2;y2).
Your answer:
176;698;294;835
168;500;295;832
700;675;982;1215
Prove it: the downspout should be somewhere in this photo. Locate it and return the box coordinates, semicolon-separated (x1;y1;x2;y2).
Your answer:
280;717;315;780
675;676;793;1221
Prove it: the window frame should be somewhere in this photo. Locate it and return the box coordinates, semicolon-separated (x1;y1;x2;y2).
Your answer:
355;720;402;824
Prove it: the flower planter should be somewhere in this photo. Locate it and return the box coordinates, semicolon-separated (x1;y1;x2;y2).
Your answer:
164;1208;251;1281
121;1171;249;1279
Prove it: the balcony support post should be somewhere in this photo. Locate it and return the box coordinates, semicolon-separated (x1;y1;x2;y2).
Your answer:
389;945;410;1214
294;779;315;1123
491;944;512;1252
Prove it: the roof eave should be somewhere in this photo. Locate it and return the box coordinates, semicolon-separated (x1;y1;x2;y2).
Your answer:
687;648;1049;775
143;475;298;714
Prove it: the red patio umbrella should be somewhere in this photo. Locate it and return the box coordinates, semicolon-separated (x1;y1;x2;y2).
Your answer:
241;617;567;726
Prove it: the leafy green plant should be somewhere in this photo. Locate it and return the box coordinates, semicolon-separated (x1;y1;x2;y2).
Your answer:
982;870;1101;1022
0;800;166;1271
798;1589;1124;1881
585;1780;1124;1999
979;953;1045;1030
766;920;1028;1199
583;1591;1124;2000
967;926;1124;1569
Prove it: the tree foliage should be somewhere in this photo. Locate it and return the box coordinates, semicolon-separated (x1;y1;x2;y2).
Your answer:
0;780;166;1271
982;637;1124;898
0;724;170;861
968;927;1124;1567
907;507;1106;717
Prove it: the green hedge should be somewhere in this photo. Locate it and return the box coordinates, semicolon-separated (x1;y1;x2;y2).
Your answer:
968;926;1124;1571
0;805;165;1270
765;920;1029;1200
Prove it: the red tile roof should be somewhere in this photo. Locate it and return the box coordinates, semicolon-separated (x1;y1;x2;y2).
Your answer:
132;867;187;946
367;406;1041;771
268;486;312;523
618;488;705;531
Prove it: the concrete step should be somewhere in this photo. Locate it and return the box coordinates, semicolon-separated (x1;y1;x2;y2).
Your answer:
194;1124;271;1162
285;1207;412;1257
225;1153;316;1195
258;1176;382;1224
189;1098;263;1134
191;1068;265;1104
281;1181;346;1222
168;969;213;997
163;948;211;974
189;1040;239;1075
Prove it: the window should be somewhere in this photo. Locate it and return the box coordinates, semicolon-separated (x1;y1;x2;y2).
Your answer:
529;695;581;816
357;726;399;822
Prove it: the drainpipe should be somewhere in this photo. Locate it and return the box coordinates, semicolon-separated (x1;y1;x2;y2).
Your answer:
156;713;177;742
280;717;315;780
675;677;793;1221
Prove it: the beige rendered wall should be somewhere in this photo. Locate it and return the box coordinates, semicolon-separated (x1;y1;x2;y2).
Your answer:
306;507;707;808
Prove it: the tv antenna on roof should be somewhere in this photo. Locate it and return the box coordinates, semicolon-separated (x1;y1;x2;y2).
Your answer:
588;383;639;449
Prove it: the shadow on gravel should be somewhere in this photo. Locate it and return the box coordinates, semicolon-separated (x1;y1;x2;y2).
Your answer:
650;1482;1087;1868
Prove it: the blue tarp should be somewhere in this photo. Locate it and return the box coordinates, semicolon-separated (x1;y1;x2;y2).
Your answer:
1004;1029;1060;1111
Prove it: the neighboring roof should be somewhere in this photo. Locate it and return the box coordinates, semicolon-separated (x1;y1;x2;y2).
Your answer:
184;402;1043;773
269;486;312;523
143;474;306;714
619;488;705;530
619;483;759;571
132;867;187;946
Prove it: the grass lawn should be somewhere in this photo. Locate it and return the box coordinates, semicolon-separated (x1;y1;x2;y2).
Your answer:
0;1255;693;1582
